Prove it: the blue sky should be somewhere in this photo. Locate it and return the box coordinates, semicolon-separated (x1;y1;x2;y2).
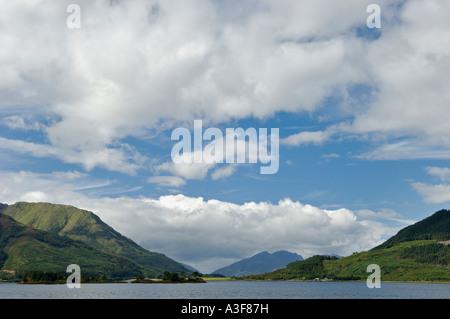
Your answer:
1;0;450;272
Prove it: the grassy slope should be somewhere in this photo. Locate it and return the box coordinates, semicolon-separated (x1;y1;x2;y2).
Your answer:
245;210;450;282
374;209;450;249
325;240;450;282
0;213;145;278
245;240;450;282
1;202;188;275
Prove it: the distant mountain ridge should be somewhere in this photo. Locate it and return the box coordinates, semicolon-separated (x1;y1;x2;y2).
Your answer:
0;202;189;279
213;250;303;277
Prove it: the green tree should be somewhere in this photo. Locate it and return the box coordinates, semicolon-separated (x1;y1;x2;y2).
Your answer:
191;271;202;279
163;271;180;282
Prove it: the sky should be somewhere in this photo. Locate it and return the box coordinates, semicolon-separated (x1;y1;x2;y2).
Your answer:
1;0;450;273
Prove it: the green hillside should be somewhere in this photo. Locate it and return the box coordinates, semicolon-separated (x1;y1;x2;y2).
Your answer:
245;210;450;282
0;212;144;280
1;202;188;275
374;209;450;249
246;241;450;282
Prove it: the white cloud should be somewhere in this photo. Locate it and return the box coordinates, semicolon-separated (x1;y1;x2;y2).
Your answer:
256;0;450;160
211;165;236;180
411;182;450;204
3;115;42;131
345;0;450;154
411;166;450;204
156;161;215;180
281;130;331;147
147;176;186;188
1;0;447;171
356;208;415;225
162;126;268;180
0;0;403;173
0;170;92;204
0;137;58;158
322;153;340;159
0;136;144;175
51;170;89;181
355;140;450;161
425;166;450;182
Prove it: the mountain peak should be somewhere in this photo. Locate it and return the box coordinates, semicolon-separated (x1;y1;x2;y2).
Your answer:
272;250;299;258
213;250;303;277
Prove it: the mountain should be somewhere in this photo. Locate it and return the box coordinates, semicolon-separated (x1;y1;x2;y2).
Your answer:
213;250;303;277
373;209;450;249
0;202;189;277
0;212;144;279
244;210;450;282
180;263;201;273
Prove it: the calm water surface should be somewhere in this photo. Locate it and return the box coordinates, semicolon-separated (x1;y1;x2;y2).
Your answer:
0;281;449;299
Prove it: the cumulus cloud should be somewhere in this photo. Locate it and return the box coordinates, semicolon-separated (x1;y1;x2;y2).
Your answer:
0;0;411;174
271;0;450;162
346;0;450;154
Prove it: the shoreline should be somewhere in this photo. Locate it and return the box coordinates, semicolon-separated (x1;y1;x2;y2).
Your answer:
3;277;449;285
13;278;207;285
17;280;128;285
131;279;206;284
204;278;450;284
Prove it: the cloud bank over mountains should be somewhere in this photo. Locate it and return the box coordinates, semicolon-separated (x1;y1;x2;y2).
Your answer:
0;169;403;272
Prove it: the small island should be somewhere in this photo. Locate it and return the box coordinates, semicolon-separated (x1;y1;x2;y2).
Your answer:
17;270;125;284
16;270;206;284
132;271;206;284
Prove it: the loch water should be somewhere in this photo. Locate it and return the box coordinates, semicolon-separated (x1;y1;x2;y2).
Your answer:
0;280;449;299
